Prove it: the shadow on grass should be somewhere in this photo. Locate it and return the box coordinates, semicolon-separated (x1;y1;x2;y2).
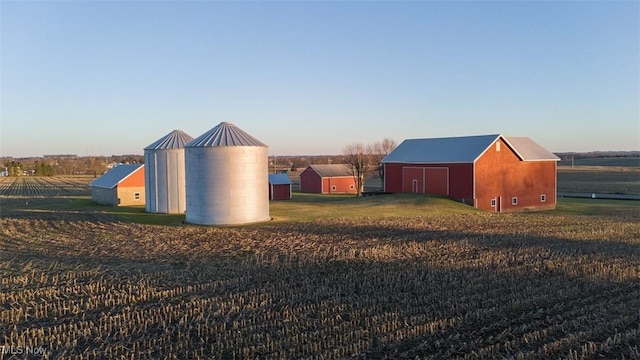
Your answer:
554;197;640;218
2;193;638;227
1;196;185;226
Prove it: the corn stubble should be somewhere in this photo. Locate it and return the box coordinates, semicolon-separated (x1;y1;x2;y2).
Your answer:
1;207;639;359
0;177;90;197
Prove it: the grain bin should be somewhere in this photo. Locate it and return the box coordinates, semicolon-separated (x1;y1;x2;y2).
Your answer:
144;130;194;214
185;122;269;225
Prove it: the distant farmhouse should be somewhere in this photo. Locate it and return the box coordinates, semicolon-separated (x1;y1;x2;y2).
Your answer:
300;164;358;195
90;164;145;206
268;173;292;200
382;134;560;212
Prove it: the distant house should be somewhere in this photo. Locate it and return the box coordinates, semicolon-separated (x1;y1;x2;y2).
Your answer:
268;173;292;200
90;164;145;206
382;134;560;212
299;164;357;194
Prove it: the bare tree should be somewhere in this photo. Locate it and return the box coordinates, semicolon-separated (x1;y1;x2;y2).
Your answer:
343;142;373;197
371;138;397;189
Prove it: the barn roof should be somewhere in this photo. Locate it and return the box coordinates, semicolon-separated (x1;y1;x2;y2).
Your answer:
144;130;194;150
503;137;560;161
306;164;352;177
90;164;144;189
382;134;559;163
186;122;266;147
268;173;292;185
382;134;499;163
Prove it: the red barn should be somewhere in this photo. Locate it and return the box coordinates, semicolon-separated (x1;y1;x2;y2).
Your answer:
382;134;560;212
299;164;357;194
268;173;292;200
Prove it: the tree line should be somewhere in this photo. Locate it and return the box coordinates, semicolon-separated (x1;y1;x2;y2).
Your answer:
343;138;397;197
1;155;144;177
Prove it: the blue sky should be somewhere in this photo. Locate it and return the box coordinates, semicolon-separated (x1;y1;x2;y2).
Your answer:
1;1;638;157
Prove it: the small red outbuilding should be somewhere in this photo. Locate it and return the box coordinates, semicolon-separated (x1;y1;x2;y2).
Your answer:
382;134;560;212
268;173;292;200
299;164;357;195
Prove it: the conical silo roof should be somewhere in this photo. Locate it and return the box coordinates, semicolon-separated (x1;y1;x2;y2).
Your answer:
144;130;194;150
186;122;266;147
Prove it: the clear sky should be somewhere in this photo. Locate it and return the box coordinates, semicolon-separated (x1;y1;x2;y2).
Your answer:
1;1;638;157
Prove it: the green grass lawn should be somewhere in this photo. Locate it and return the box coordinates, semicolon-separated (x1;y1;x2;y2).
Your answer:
557;166;640;194
268;192;479;221
29;196;186;226
553;196;640;217
16;191;638;225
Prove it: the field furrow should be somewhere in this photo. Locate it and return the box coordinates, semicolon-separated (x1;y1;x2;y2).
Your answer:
0;186;638;359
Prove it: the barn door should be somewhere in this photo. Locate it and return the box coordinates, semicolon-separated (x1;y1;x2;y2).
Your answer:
496;196;502;213
402;167;425;193
424;168;448;195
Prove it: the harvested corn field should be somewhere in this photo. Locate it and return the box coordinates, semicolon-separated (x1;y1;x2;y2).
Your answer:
0;196;639;359
0;177;91;197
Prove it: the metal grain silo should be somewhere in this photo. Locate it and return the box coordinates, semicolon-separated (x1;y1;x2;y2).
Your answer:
185;122;270;225
144;130;194;214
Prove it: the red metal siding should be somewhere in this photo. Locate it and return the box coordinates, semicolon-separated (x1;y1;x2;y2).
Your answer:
323;177;357;194
425;168;448;195
300;167;357;194
270;184;291;200
119;166;145;188
385;163;473;200
300;167;322;193
384;163;404;193
475;138;557;212
402;167;424;193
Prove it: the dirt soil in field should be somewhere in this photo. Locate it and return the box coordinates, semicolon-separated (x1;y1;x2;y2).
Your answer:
1;192;639;359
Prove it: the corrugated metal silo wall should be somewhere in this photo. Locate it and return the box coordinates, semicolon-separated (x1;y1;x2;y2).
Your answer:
185;146;269;225
144;151;156;212
145;149;188;214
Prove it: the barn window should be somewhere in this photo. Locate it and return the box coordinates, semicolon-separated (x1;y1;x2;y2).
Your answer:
134;192;141;201
540;194;546;202
349;184;354;190
490;198;496;207
331;185;337;191
512;197;518;205
496;142;501;152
